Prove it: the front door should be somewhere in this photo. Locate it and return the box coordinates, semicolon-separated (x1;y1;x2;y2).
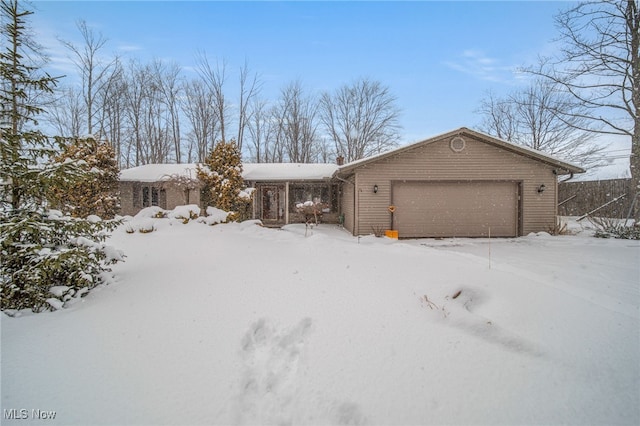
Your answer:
260;185;286;225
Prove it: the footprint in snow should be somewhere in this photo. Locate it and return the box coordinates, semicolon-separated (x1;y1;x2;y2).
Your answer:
235;317;313;425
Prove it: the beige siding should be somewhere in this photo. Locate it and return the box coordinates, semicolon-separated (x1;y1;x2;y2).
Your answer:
349;134;558;236
118;181;201;216
341;176;356;234
165;186;200;210
119;182;135;216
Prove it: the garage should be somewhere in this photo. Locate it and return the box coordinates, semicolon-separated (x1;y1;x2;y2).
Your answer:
392;181;519;238
335;127;585;238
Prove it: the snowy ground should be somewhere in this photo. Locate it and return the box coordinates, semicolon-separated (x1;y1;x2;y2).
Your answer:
2;215;639;425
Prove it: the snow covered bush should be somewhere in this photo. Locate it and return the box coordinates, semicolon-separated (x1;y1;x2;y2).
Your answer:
135;206;167;219
0;1;124;313
124;218;156;234
0;211;124;312
198;206;231;226
197;139;253;222
168;204;201;223
590;217;640;240
47;135;120;219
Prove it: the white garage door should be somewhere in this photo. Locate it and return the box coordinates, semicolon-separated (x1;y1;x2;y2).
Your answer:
392;181;518;238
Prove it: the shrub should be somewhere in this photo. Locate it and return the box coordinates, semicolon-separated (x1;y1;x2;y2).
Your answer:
1;211;124;312
589;217;640;240
548;218;570;236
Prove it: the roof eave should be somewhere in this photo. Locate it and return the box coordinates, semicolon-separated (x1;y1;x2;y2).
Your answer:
333;127;587;177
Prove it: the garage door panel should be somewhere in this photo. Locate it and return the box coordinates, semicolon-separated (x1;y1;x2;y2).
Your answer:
393;181;518;238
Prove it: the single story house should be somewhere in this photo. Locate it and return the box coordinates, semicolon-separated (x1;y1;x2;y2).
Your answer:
119;127;585;238
118;163;339;224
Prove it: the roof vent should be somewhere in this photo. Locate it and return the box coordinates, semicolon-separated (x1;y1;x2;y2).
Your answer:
450;136;466;152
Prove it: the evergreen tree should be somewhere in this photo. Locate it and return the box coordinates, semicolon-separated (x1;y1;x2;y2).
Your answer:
48;136;120;219
1;0;123;313
197;139;252;220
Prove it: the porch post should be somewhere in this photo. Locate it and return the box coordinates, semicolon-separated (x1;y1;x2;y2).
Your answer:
252;182;257;220
285;181;289;224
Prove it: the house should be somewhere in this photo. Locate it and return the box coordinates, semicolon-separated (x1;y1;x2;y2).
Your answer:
119;163;339;223
119;164;202;216
336;127;585;238
119;127;585;237
242;163;339;226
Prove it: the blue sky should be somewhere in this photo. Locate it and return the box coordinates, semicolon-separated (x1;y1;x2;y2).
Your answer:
28;1;631;178
31;0;572;142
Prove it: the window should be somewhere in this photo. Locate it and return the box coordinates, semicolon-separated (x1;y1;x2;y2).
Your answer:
289;184;338;213
141;186;165;208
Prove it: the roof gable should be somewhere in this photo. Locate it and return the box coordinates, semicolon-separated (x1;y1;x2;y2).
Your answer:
335;127;586;176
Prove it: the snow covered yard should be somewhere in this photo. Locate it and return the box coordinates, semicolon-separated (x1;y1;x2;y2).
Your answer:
2;217;639;425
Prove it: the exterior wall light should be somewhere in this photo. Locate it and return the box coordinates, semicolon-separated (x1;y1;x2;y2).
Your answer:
373;184;378;194
537;184;546;193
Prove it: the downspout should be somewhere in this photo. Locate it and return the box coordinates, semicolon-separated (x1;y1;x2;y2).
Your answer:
555;169;575;221
335;175;356;234
559;171;575;183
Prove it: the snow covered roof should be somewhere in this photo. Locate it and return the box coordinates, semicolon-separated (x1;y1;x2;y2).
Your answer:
336;127;586;176
119;163;338;183
119;164;199;182
243;163;337;181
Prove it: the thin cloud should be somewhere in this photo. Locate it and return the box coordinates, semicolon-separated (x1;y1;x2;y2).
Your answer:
443;50;518;84
117;44;143;53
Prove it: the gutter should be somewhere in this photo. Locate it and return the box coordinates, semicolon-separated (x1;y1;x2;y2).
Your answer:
559;171;575;183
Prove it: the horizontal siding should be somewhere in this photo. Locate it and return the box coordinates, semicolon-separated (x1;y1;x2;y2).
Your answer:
341;176;355;233
352;135;558;236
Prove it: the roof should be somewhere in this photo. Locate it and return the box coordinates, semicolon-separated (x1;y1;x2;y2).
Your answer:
119;164;199;182
119;127;585;183
119;163;338;182
335;127;586;176
243;163;337;181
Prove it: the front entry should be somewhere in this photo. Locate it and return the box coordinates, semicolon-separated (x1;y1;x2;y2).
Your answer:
260;185;286;225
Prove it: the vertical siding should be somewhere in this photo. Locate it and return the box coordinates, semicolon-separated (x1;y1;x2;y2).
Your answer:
350;135;559;236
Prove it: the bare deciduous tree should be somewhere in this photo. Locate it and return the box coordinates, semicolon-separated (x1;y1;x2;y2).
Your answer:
529;0;639;217
196;53;230;143
122;60;147;166
47;85;85;137
181;79;219;162
59;20;116;136
319;78;401;162
246;98;273;162
237;60;261;155
152;60;183;163
477;77;607;169
273;80;319;163
477;90;517;142
97;59;126;166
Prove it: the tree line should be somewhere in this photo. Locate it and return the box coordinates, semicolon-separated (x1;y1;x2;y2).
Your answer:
45;20;402;168
4;0;640;218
